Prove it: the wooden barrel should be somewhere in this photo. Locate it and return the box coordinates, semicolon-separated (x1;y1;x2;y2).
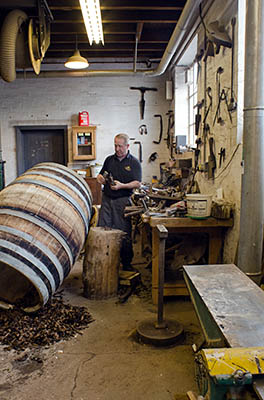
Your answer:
0;162;92;312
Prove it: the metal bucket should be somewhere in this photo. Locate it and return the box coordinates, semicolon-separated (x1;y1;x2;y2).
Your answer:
0;162;92;312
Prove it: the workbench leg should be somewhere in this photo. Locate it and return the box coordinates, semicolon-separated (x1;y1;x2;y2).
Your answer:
140;223;150;256
208;229;223;264
152;228;159;305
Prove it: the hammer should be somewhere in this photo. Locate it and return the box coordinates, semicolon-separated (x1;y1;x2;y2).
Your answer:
130;87;158;119
134;141;142;163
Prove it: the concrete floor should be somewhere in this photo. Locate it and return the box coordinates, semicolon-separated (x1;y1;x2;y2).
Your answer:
0;259;202;400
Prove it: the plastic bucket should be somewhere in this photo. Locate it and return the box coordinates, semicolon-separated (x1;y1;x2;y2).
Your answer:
91;164;102;178
0;162;93;312
186;194;212;218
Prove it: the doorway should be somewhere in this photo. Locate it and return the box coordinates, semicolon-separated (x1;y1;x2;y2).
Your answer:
16;125;68;176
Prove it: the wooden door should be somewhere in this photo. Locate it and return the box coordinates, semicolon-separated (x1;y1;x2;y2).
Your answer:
16;126;68;175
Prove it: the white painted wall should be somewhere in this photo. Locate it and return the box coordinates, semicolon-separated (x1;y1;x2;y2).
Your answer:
0;73;171;184
194;0;243;262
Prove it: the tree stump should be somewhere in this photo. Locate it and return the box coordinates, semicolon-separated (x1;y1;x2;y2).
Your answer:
83;227;124;299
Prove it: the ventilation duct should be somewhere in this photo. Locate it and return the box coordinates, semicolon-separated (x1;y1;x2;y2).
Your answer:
0;9;28;82
0;6;51;82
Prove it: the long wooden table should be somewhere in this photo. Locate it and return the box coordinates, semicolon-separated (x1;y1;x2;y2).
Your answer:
142;214;233;304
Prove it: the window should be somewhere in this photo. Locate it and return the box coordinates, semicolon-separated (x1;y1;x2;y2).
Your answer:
187;63;198;146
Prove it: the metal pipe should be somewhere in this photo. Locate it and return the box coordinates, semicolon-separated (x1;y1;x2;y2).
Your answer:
16;69;146;78
16;0;208;79
145;0;204;76
237;0;264;283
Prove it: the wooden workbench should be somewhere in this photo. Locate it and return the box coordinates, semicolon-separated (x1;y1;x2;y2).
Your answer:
142;214;233;304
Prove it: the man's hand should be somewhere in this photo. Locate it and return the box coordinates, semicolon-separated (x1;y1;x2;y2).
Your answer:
110;180;141;191
97;174;106;185
111;180;122;190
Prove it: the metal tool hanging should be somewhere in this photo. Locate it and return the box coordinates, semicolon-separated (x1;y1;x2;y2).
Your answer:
218;147;226;168
213;67;232;125
194;100;204;135
153;114;163;144
227;17;237;113
129;87;158;119
138;124;147;135
164;110;175;158
208;137;216;179
134;141;142;163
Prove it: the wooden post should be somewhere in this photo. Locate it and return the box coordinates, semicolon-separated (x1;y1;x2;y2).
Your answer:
83;227;124;299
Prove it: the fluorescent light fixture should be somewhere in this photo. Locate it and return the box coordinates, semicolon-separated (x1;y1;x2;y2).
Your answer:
79;0;104;45
65;50;89;69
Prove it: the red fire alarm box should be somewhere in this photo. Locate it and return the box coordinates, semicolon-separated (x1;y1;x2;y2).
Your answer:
79;111;89;126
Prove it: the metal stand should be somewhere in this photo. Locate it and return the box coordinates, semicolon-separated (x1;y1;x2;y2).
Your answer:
136;224;184;346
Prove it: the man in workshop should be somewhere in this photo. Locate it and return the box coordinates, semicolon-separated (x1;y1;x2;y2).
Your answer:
97;133;142;271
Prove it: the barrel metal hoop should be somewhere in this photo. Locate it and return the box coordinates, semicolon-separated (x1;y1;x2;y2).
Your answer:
0;239;56;293
0;208;73;269
0;225;64;285
25;170;91;218
36;162;91;190
30;164;92;208
0;251;49;305
11;178;89;234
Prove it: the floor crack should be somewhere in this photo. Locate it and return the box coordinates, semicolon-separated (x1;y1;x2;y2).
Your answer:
70;353;96;400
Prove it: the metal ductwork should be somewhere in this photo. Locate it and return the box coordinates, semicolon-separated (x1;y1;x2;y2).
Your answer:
16;0;210;79
238;0;264;283
0;9;28;82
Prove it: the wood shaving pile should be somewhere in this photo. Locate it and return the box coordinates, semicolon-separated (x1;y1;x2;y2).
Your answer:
0;298;94;352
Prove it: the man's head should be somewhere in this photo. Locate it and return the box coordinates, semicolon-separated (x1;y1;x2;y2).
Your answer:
114;133;129;159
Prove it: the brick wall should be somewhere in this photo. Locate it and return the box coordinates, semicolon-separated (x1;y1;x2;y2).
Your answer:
0;73;171;184
194;0;243;262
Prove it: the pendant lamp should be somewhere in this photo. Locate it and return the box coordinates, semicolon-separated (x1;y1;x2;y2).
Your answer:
65;36;89;69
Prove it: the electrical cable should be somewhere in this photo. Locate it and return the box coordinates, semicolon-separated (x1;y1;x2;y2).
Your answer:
197;143;241;181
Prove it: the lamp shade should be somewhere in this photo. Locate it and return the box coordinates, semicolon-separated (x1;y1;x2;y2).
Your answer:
65;50;89;69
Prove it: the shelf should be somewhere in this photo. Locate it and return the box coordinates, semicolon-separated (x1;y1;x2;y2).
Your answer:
72;126;96;161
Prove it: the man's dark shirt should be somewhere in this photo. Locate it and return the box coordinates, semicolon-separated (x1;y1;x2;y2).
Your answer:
99;151;142;199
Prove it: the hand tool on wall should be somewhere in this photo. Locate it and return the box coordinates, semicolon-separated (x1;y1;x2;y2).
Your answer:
218;147;226;168
194;100;204;135
148;152;158;162
153;114;163;144
213;67;224;125
164;110;175;157
214;88;233;125
228;17;237;113
134;141;142;163
194;49;204;82
208;137;216;179
207;20;232;54
203;87;212;126
213;67;233;125
129;87;158;119
138;124;147;135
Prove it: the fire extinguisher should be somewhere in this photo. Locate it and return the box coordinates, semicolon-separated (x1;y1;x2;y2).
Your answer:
79;111;89;126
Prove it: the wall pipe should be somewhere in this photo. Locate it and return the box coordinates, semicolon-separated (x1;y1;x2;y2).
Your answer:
237;0;264;283
15;0;206;79
0;9;28;82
